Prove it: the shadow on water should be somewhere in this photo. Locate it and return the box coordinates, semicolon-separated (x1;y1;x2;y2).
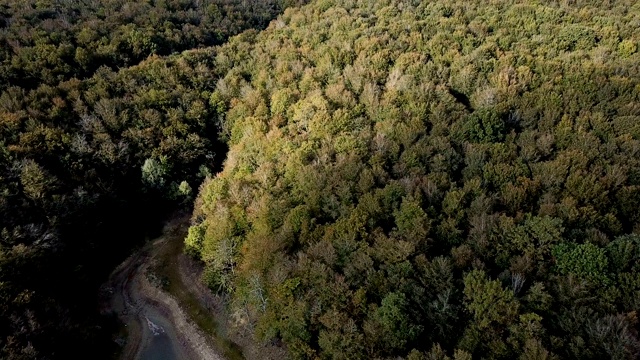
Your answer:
140;333;178;360
138;309;182;360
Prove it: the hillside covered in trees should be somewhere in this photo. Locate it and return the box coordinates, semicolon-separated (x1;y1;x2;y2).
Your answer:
0;0;294;91
2;0;640;359
0;0;304;358
187;0;640;359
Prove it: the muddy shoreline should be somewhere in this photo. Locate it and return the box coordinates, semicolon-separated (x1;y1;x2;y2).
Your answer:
99;214;287;360
100;216;221;360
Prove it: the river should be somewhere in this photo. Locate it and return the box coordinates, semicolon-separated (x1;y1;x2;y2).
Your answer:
139;308;186;360
101;215;223;360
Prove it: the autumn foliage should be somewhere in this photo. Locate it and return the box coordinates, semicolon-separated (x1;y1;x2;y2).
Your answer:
188;0;640;358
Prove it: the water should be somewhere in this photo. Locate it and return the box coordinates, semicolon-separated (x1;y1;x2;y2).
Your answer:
139;332;178;360
138;311;184;360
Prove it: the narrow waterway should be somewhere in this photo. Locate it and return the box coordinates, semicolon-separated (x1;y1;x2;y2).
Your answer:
101;215;223;360
139;308;185;360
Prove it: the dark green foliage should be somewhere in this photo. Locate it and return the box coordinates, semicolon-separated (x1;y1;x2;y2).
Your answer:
188;0;640;359
553;242;610;285
2;0;640;358
465;109;506;143
607;234;640;273
0;0;307;358
373;292;422;351
0;0;304;92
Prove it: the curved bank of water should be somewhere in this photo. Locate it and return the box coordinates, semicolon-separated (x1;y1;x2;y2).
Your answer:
101;216;223;360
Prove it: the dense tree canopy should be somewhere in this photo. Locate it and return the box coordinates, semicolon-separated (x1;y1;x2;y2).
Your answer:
0;0;307;358
0;0;303;91
0;47;223;360
2;0;640;358
188;0;640;359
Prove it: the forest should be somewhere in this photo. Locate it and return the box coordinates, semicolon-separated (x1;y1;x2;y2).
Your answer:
0;0;302;358
187;0;640;359
1;0;640;359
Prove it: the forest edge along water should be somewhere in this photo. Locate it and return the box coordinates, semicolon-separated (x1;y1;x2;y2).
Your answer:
100;214;232;360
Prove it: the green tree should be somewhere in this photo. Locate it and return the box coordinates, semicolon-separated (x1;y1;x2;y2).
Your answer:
371;291;422;352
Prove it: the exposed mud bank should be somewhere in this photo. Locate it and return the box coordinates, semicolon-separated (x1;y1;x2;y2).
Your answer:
100;216;221;360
